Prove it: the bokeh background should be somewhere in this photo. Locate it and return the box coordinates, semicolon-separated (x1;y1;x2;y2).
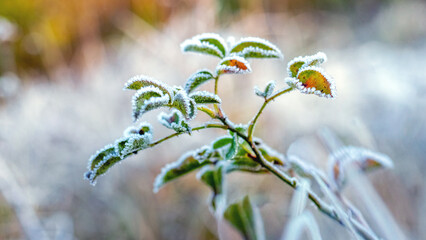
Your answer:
0;0;425;239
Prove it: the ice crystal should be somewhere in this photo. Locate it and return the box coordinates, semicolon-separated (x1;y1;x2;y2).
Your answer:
216;56;252;75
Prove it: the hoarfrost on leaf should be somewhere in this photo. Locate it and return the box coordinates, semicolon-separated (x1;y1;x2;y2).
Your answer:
254;81;276;98
153;147;216;192
181;33;227;58
184;69;215;93
286;66;336;98
327;146;393;190
124;75;172;98
287;52;327;78
189;91;221;104
172;90;195;119
158;110;191;133
216;56;252;75
132;86;169;121
230;37;283;59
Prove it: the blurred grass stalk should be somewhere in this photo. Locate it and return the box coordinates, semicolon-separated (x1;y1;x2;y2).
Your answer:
0;156;50;240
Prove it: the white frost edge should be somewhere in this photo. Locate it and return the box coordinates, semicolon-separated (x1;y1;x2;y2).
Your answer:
124;75;171;94
254;85;265;97
264;81;276;97
121;133;152;156
180;36;225;58
286;52;327;77
86;151;120;186
184;69;214;93
153;150;195;193
284;66;337;98
230;37;283;59
86;144;115;171
189;91;221;104
216;56;252;75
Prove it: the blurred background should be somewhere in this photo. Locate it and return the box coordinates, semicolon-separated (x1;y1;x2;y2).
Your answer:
0;0;425;239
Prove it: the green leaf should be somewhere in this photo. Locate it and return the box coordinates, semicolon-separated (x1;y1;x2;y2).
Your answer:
225;132;238;160
124;75;172;98
224;196;266;240
181;33;227;58
189;91;221;104
184;70;215;93
132;86;167;121
227;158;265;173
216;56;252;75
212;136;233;149
153;148;214;192
197;162;226;211
230;37;283;59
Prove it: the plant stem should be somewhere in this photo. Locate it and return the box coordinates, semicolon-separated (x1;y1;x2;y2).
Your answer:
247;87;293;141
215;112;344;226
149;123;228;147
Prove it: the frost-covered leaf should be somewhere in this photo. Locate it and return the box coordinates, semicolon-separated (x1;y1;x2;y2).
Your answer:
172;90;194;119
85;152;122;185
158;110;191;133
216;56;252;75
328;146;393;190
181;33;227;58
287;52;327;78
86;144;116;173
288;155;316;179
230;37;283;59
132;86;168;121
223;196;266;240
254;81;276;98
121;133;152;157
197;105;216;118
227;158;265;173
286;66;336;98
197;162;226;211
189;91;221;104
124;75;172;98
154;148;215;192
184;69;215;93
85;122;153;185
123;122;153;137
254;138;286;166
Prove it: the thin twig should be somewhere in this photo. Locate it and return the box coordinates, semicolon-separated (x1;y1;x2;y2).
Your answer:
247;87;293;141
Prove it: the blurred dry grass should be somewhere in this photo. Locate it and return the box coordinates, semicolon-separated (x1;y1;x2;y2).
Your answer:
0;0;425;239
